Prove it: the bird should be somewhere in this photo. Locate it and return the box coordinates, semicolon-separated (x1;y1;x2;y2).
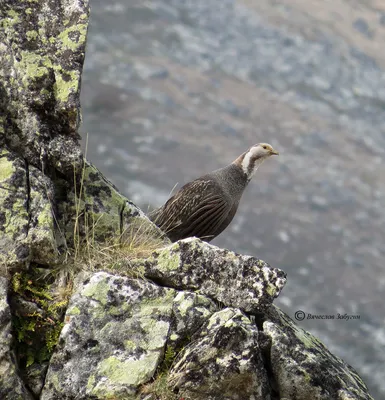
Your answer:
148;143;279;242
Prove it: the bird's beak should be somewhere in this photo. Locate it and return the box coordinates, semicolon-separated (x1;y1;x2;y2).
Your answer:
270;149;279;156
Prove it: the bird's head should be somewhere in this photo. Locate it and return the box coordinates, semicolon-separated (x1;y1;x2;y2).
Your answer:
233;142;279;180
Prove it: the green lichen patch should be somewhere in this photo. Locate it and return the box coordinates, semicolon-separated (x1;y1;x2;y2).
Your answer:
82;277;110;305
154;247;181;272
17;51;51;88
26;30;38;41
57;22;88;51
0;150;15;182
53;68;80;103
2;9;21;30
10;271;69;369
98;355;160;386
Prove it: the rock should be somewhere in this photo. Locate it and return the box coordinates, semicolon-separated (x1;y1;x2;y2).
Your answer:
131;237;287;313
0;277;34;400
24;362;49;398
41;272;176;400
59;160;161;247
0;128;156;272
0;0;89;177
25;164;58;265
169;291;217;350
168;307;270;400
263;306;373;400
0;147;57;268
0;149;30;268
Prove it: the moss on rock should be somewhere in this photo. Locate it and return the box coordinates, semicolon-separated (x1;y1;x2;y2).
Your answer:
10;271;69;371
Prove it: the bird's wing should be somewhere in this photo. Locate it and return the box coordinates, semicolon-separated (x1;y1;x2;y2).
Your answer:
151;179;230;241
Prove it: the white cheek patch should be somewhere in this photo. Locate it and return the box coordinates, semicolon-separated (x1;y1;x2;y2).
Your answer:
241;147;267;179
241;149;254;175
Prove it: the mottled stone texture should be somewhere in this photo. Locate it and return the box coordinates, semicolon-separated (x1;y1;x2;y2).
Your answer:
41;272;176;400
0;277;34;400
263;305;373;400
169;308;270;400
0;1;159;399
40;274;374;400
0;0;89;268
0;0;88;176
169;291;217;350
0;0;155;269
131;238;287;313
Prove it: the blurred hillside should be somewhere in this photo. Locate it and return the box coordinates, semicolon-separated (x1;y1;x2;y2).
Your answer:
80;1;385;397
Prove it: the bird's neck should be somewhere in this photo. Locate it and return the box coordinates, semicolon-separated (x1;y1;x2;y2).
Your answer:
213;164;249;199
233;152;266;181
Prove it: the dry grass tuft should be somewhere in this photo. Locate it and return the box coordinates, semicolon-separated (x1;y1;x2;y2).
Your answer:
140;373;178;400
57;135;169;279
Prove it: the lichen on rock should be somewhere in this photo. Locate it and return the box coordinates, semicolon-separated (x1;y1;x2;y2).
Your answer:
131;237;287;313
0;149;30;268
262;305;374;400
41;272;176;400
169;290;217;351
0;277;34;400
0;0;88;176
168;307;270;400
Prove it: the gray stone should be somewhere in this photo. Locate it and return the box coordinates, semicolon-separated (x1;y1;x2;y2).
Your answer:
0;0;159;271
0;149;30;268
169;291;217;350
0;0;88;178
41;272;176;400
0;277;34;400
24;362;49;398
132;238;286;313
263;305;374;400
168;307;270;400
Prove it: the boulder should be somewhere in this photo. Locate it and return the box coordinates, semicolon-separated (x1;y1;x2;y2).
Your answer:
263;306;373;400
41;272;176;400
168;307;270;400
131;237;287;313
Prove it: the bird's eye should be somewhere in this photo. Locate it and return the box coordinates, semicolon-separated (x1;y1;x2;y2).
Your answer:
263;146;267;149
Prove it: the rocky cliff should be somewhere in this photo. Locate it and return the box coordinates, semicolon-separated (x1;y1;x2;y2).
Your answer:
0;1;374;399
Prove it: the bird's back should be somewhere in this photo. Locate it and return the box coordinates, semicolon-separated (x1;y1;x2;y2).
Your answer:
149;164;248;242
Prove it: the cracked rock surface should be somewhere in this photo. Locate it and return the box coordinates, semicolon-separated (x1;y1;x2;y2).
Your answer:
168;307;269;400
0;0;154;270
263;306;373;400
0;0;88;176
41;272;176;400
41;269;373;400
132;237;287;313
0;277;34;400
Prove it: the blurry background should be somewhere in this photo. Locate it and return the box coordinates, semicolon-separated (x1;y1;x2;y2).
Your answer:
80;0;385;397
